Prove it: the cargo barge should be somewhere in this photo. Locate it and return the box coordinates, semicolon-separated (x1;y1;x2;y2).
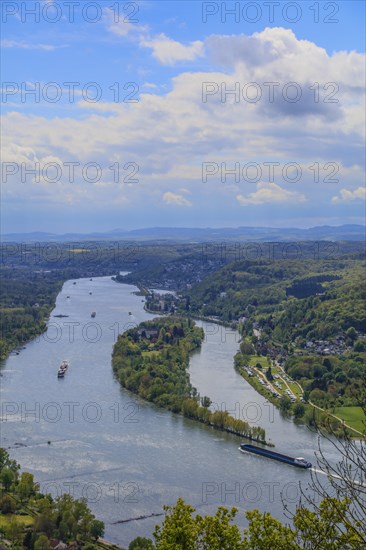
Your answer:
239;443;312;469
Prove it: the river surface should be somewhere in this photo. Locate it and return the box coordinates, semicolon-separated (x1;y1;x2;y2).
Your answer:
0;276;340;546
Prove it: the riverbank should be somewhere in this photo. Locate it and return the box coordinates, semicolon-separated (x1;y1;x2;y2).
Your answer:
0;275;64;360
235;354;365;439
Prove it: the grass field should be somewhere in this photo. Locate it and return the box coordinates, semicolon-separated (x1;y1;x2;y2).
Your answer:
333;407;366;434
0;514;34;529
248;355;269;368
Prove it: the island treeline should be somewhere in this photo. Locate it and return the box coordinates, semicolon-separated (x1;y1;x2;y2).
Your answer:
112;317;267;443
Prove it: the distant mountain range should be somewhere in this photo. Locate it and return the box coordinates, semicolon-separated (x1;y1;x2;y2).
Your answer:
2;224;365;242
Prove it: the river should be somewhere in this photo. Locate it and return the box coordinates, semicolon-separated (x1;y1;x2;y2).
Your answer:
0;276;340;546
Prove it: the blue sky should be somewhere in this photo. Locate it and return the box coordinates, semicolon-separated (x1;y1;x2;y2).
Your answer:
1;0;365;233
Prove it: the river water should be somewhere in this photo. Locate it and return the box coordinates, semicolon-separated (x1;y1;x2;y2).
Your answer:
0;276;340;546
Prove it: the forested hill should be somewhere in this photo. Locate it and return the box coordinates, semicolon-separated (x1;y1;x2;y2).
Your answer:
0;269;63;359
184;256;366;341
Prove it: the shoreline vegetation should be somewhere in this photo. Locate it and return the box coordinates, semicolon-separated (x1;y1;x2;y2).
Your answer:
112;316;268;445
0;275;64;361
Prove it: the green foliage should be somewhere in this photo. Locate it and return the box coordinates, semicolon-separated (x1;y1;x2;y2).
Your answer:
293;403;305;419
17;472;38;502
200;396;212;408
6;515;23;544
240;341;255;355
0;448;20;473
0;467;16;491
285;354;366;409
153;498;198;548
90;519;105;540
112;317;203;412
128;536;155;549
152;496;365;549
243;509;298;549
34;533;51;550
265;366;274;381
0;270;63;359
0;494;16;514
279;396;292;413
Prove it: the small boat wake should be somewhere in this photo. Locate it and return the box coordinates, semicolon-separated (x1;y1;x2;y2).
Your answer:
310;467;365;487
310;467;342;479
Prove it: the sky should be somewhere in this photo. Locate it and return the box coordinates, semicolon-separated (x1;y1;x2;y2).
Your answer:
1;0;365;233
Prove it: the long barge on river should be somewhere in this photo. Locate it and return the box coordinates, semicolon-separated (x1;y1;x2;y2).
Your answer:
239;443;312;469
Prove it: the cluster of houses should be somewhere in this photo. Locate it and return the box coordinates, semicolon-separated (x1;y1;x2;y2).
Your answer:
145;291;180;314
298;335;351;356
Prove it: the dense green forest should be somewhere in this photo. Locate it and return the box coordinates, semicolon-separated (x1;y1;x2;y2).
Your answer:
184;257;365;330
112;317;204;410
285;353;366;410
112;317;266;443
0;269;64;360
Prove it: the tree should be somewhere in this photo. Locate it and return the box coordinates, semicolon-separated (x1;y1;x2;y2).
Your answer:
34;534;51;550
243;509;298;549
0;467;15;491
293;497;364;549
293;403;305;419
354;340;365;352
265;366;274;381
34;512;55;537
6;516;23;545
196;506;243;549
17;471;37;502
279;396;292;413
200;395;212;408
240;341;255;355
346;327;357;342
153;498;198;548
90;519;105;541
0;493;16;514
152;492;366;549
0;448;20;473
128;536;155;549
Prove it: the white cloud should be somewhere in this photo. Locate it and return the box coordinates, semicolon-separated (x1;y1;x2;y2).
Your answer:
2;28;364;220
1;40;59;51
331;187;366;203
104;7;148;37
140;33;204;66
236;182;306;205
163;192;192;206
